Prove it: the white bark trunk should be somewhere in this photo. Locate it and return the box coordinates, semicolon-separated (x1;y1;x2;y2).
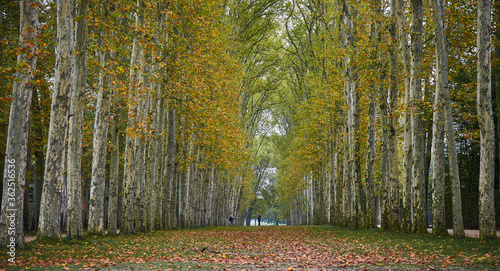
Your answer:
477;0;496;240
0;0;38;247
66;0;89;239
38;0;74;240
88;50;112;234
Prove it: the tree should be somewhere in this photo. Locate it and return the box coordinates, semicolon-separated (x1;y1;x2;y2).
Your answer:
410;0;426;234
388;0;400;231
66;0;89;239
431;0;464;237
397;0;413;233
477;0;496;240
87;46;112;234
0;0;38;247
123;0;144;234
38;0;74;240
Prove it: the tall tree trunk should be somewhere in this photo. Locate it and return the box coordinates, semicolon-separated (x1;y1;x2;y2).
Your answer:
179;136;194;228
33;142;44;231
164;106;176;228
341;0;361;229
107;99;120;235
66;0;89;239
154;98;165;230
335;135;343;226
341;130;350;228
135;98;148;232
432;0;465;237
146;96;158;231
87;50;112;234
477;0;496;240
365;97;377;229
397;0;412;233
430;0;447;236
205;164;215;226
423;117;433;226
122;0;144;234
410;0;426;234
38;0;74;240
388;0;400;231
0;0;38;247
379;51;390;230
365;0;379;230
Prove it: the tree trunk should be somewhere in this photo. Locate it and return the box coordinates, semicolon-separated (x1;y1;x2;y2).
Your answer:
146;93;158;232
154;98;165;230
38;0;74;240
432;0;465;237
430;0;447;236
477;0;496;240
165;106;176;228
107;100;120;235
135;98;148;232
179;136;194;228
388;0;400;231
410;0;426;234
365;98;377;229
379;50;390;230
423;117;433;227
397;0;412;233
122;0;144;234
0;0;38;247
66;0;89;239
205;164;215;226
87;50;112;234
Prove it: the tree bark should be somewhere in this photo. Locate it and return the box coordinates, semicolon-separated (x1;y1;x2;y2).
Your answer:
107;99;120;235
134;96;148;232
66;0;89;239
388;0;400;231
410;0;426;234
122;0;144;234
397;0;412;233
432;0;465;237
38;0;74;240
379;50;390;230
477;0;496;240
87;50;112;234
154;98;165;230
165;106;176;228
365;98;377;229
430;0;448;236
0;0;38;247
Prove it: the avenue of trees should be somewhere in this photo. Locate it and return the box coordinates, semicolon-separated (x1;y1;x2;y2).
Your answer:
0;0;498;248
274;0;499;240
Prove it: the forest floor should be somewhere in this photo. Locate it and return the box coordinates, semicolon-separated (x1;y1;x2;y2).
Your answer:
2;226;499;270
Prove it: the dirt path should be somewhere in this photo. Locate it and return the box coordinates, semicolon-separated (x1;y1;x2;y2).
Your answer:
24;228;499;243
7;226;499;270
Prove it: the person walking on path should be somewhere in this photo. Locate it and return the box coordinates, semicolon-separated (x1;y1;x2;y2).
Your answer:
258;214;261;226
229;215;235;226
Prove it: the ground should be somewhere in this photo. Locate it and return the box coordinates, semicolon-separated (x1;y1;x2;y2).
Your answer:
1;226;499;270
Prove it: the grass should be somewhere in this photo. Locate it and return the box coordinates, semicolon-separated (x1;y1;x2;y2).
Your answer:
1;225;499;270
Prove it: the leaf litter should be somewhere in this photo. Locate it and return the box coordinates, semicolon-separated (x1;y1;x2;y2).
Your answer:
2;226;499;270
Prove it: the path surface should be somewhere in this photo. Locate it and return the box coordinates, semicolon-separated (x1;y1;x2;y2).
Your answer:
6;226;499;270
24;228;500;243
